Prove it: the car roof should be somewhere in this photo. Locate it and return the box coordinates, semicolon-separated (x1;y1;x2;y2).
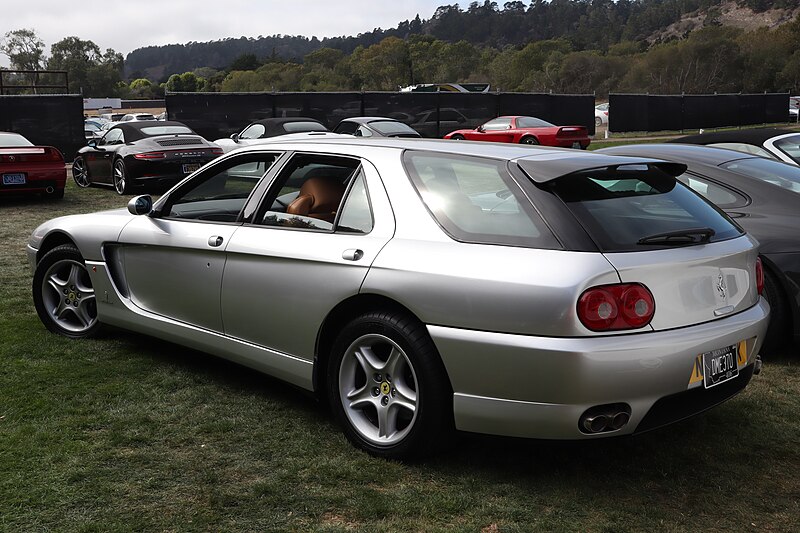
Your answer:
229;137;684;182
598;143;760;166
339;116;404;125
671;128;796;146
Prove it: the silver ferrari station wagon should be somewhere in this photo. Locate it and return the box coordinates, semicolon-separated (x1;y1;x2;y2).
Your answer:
28;138;769;459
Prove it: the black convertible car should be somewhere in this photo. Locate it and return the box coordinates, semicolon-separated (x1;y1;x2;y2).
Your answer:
72;121;222;195
214;117;329;152
600;143;800;351
671;128;800;166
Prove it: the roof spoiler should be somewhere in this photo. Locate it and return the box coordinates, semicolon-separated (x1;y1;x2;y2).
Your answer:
517;155;687;183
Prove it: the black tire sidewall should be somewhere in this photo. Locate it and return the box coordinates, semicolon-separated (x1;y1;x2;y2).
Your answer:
521;136;538;145
326;311;453;459
32;244;100;339
762;268;788;352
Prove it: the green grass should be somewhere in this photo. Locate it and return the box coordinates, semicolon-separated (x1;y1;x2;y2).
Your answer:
1;177;799;532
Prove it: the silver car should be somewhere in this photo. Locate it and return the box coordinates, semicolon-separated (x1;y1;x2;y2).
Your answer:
28;138;769;459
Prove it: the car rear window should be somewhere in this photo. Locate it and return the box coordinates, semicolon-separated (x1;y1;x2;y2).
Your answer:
403;151;560;249
517;117;555;128
0;133;33;146
283;122;327;133
546;164;742;252
369;121;418;135
721;157;800;193
140;126;194;136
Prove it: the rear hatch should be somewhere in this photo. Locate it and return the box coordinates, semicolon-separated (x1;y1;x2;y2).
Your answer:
518;158;761;331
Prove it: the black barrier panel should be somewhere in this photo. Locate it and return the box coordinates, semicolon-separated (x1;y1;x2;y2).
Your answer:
608;94;647;132
437;93;498;137
609;93;790;133
362;92;441;137
167;93;274;142
765;93;788;124
498;94;596;136
648;95;684;131
0;95;84;161
273;92;362;129
684;94;739;129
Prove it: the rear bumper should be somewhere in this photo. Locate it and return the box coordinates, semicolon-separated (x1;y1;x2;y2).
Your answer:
429;298;769;439
0;166;66;194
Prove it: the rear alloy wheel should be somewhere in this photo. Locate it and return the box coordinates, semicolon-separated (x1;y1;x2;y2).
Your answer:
761;269;789;353
327;311;453;459
32;244;99;339
450;134;465;141
72;156;91;188
595;117;602;127
113;158;130;195
520;136;539;145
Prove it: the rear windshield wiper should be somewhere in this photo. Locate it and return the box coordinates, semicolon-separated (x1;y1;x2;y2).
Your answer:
637;227;716;246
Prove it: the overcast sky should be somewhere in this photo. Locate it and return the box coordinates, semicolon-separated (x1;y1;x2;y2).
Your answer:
1;0;463;66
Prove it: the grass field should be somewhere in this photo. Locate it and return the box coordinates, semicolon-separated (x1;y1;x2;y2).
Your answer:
1;180;799;532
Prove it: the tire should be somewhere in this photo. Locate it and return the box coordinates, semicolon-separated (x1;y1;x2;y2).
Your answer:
326;311;453;459
761;268;789;353
72;156;91;188
520;136;539;145
113;158;130;195
44;187;64;200
595;117;602;127
32;244;100;339
450;134;465;141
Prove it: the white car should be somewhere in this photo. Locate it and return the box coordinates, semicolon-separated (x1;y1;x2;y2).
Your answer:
595;103;609;127
119;113;157;122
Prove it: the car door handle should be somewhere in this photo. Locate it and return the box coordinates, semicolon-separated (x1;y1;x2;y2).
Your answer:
208;235;224;247
342;249;364;261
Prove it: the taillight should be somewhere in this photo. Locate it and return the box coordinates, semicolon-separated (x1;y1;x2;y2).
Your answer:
210;147;223;155
755;257;764;295
134;151;166;159
577;283;655;331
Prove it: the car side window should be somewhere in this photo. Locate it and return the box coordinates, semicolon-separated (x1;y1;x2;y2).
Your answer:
336;170;373;234
256;154;360;232
355;125;373;137
481;118;512;131
675;172;748;208
161;153;279;222
334;121;358;135
240;124;266;139
101;129;123;145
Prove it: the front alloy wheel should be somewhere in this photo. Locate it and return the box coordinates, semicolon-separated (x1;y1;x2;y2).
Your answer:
32;244;99;338
328;311;453;459
113;159;129;195
72;156;91;188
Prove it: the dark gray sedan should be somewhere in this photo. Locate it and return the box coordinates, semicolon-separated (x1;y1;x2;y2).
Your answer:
333;116;422;138
600;143;800;350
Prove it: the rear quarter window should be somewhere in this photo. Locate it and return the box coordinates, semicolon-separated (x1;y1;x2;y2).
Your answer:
545;164;742;252
403;151;560;249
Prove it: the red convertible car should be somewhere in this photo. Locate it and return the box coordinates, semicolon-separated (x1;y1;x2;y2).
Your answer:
444;116;590;149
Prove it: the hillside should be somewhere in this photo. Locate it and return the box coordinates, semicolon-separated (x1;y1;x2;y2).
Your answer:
124;0;800;81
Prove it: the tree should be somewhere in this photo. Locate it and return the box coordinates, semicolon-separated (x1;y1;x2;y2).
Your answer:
0;29;45;70
46;37;124;96
229;53;262;71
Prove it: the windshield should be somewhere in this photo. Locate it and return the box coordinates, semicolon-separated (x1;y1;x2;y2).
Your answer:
547;165;742;252
772;135;800;165
721;156;800;192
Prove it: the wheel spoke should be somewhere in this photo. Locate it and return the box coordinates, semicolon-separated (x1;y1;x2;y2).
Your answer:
393;381;417;409
377;402;397;439
384;346;405;378
346;383;375;410
352;344;383;375
67;264;83;287
74;295;96;328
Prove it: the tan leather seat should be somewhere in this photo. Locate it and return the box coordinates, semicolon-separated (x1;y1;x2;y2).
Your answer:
286;177;346;223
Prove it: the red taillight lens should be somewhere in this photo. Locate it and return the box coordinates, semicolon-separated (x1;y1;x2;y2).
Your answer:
578;283;655;331
210;147;223;155
755;257;764;295
134;151;166;160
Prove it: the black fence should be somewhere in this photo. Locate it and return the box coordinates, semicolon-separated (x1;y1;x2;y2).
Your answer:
165;92;597;141
608;93;789;132
0;95;85;160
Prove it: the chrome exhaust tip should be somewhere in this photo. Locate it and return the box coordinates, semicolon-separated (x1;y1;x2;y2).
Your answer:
45;186;54;193
583;414;609;434
580;403;632;434
608;411;631;431
753;355;763;375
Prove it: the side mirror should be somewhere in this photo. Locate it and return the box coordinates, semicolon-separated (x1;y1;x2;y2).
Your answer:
477;125;484;132
88;139;97;148
127;195;153;216
230;133;240;143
